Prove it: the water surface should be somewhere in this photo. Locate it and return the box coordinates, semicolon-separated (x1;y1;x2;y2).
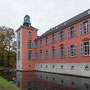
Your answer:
0;70;90;90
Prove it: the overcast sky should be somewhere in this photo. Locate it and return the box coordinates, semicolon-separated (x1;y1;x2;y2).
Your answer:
0;0;90;36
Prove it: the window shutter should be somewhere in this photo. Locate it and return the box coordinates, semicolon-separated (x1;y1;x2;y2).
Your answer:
31;53;33;60
44;51;46;60
63;30;65;40
74;44;77;56
44;39;46;46
64;46;66;57
74;25;77;36
50;35;52;44
58;47;60;58
51;49;52;59
47;37;49;45
80;22;83;35
88;19;90;32
54;33;56;43
54;48;57;59
68;45;70;57
58;32;60;42
80;43;83;56
67;28;70;39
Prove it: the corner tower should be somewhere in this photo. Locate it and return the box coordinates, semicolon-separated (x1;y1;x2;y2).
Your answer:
16;15;38;71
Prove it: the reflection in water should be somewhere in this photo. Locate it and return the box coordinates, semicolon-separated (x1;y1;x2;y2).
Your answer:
16;71;90;90
0;70;90;90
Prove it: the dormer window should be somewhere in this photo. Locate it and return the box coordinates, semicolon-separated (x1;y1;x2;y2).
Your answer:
29;32;31;38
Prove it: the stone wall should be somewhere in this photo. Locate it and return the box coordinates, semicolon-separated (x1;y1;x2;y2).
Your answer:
35;63;90;77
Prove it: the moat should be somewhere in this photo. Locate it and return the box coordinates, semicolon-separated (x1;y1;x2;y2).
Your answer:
0;70;90;90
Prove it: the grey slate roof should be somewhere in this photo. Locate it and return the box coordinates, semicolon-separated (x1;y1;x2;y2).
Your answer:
36;9;90;40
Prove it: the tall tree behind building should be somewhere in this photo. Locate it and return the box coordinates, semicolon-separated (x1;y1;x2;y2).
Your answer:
0;26;16;67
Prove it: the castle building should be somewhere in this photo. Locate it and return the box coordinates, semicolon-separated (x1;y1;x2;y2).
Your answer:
16;9;90;77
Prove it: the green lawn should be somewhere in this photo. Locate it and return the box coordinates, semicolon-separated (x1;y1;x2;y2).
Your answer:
0;76;20;90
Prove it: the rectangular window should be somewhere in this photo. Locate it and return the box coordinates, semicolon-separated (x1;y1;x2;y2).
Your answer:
71;45;75;56
27;52;31;60
29;32;31;38
27;41;31;48
53;49;56;59
52;35;55;43
46;50;49;59
61;47;64;58
40;51;43;60
84;21;88;34
51;34;56;43
61;31;64;41
84;42;89;56
70;27;74;38
40;40;43;47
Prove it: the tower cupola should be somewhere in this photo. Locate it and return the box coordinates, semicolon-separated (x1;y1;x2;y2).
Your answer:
23;15;31;27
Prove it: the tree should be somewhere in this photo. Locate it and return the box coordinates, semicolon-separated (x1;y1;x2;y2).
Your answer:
0;26;16;67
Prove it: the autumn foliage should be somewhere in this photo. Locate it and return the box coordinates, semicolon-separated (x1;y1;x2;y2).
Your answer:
0;26;16;68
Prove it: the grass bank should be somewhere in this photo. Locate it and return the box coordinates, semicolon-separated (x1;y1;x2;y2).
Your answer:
0;76;20;90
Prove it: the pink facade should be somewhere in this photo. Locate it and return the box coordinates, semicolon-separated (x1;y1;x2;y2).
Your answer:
16;9;90;74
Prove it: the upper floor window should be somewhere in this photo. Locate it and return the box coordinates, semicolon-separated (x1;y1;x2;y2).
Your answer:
84;42;89;56
27;40;33;48
61;47;64;58
29;32;31;38
67;25;77;39
58;46;66;58
51;48;56;59
40;50;43;60
71;45;75;56
80;19;90;35
51;34;56;44
44;37;49;46
68;44;77;57
70;27;74;38
27;51;31;60
84;22;88;34
40;40;43;47
80;41;90;56
61;30;65;41
45;50;49;60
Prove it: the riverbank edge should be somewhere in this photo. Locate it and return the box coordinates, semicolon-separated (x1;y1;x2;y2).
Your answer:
0;76;20;90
